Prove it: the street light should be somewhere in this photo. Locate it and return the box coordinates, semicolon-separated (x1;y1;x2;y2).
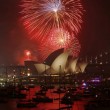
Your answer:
27;68;31;85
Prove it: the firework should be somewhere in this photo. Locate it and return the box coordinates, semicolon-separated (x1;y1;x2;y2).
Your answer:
49;28;71;48
38;29;81;61
20;0;84;40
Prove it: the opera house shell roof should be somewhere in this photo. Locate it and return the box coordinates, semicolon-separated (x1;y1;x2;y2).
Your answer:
34;49;88;75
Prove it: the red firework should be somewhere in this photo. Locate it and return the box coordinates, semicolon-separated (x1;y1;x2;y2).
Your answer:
20;0;84;40
38;29;81;61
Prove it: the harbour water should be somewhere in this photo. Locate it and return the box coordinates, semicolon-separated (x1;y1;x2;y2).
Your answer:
0;86;88;110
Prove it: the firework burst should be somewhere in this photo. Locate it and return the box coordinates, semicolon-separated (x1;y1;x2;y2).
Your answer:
49;28;71;48
38;29;81;61
20;0;84;40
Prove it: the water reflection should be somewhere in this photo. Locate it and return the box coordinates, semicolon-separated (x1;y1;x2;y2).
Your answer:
0;86;87;110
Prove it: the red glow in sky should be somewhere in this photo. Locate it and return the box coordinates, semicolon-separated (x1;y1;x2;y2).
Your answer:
25;50;31;60
26;51;31;56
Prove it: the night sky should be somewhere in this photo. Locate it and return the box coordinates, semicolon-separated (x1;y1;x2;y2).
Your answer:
0;0;110;65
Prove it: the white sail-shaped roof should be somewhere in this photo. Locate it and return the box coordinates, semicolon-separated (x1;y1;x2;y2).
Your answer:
42;67;57;75
69;58;78;73
78;61;88;73
34;63;50;74
75;64;81;73
51;52;69;73
75;60;88;73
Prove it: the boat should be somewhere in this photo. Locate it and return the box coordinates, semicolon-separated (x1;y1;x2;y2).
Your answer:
33;95;53;103
35;89;46;96
16;99;37;108
61;91;74;105
53;87;66;94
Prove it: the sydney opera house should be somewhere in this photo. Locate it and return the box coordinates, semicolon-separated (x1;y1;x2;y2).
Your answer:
17;48;88;85
22;48;110;85
0;49;87;86
34;51;88;76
